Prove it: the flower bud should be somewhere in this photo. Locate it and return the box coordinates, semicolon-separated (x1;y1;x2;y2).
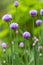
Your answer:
19;42;24;48
1;43;7;49
40;9;43;16
14;1;19;7
10;23;18;30
29;10;37;17
23;31;31;39
2;14;12;22
38;46;43;51
39;53;42;57
36;20;42;26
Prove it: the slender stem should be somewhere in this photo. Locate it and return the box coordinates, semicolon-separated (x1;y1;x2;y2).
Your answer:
34;46;36;65
14;7;18;51
40;23;43;45
24;40;28;65
39;17;43;65
14;7;18;52
3;49;6;65
34;43;39;65
8;22;13;65
32;19;34;37
39;53;43;65
14;31;15;52
15;7;18;21
42;50;43;65
32;18;38;65
14;31;18;50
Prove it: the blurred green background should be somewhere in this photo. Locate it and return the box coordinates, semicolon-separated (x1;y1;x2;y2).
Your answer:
0;0;43;65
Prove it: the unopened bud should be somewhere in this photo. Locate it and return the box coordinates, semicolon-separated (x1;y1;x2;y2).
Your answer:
12;41;14;45
39;53;42;57
38;46;43;51
3;49;6;53
3;60;6;63
32;43;36;46
16;30;19;34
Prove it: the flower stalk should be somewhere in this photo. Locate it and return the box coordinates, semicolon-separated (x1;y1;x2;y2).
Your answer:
8;23;13;65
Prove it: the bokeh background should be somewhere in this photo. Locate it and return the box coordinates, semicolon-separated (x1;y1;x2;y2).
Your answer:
0;0;43;65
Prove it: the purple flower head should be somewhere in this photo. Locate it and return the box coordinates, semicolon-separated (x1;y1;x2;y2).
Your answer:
29;10;37;17
36;20;42;26
2;14;12;22
19;42;24;48
10;23;18;30
14;1;19;7
40;9;43;16
23;32;31;39
1;43;7;49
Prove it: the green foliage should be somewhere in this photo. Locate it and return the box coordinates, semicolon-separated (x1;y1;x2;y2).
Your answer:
0;1;43;65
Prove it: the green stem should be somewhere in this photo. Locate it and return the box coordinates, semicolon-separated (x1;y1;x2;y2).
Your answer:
32;19;34;37
3;49;6;65
32;19;35;65
32;18;38;65
39;53;43;65
40;22;43;45
8;23;13;65
14;31;15;52
34;46;37;65
24;40;28;65
33;42;39;65
15;7;18;21
42;50;43;65
13;7;18;53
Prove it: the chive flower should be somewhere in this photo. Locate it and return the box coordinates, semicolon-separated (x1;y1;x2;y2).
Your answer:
1;43;7;49
19;42;24;48
14;1;19;7
40;9;43;16
2;14;12;22
23;31;31;39
10;23;18;30
29;10;37;17
36;20;42;26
